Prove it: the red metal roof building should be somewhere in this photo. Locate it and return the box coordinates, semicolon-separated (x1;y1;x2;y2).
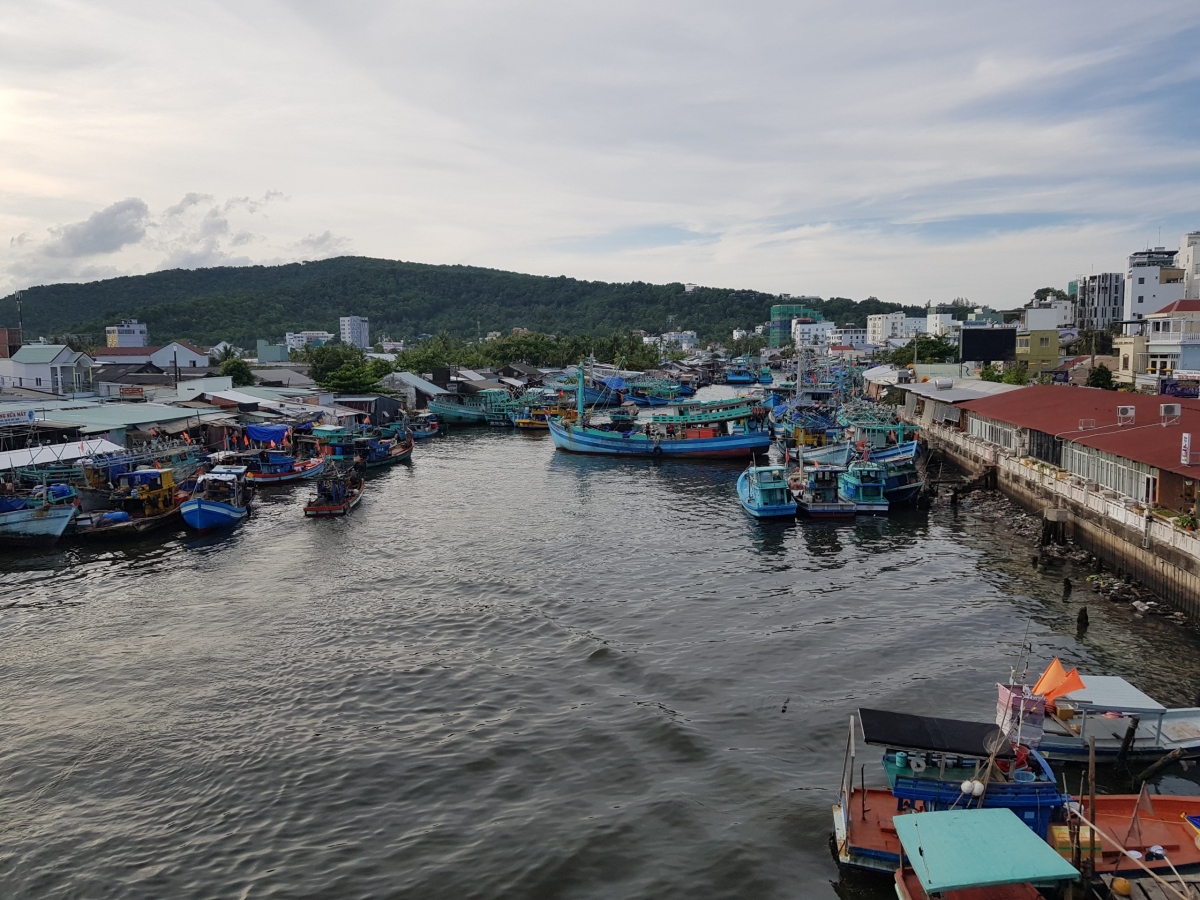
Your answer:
956;384;1200;513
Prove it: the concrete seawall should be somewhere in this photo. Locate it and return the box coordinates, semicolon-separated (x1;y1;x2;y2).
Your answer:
924;423;1200;617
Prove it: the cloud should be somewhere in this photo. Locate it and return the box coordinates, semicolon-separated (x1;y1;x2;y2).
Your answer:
223;191;287;214
294;231;350;257
42;198;149;258
164;192;214;217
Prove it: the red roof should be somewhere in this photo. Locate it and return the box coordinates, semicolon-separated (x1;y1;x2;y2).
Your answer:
93;346;157;356
1151;300;1200;315
958;384;1200;477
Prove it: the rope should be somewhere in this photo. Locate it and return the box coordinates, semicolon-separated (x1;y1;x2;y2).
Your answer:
1067;807;1195;900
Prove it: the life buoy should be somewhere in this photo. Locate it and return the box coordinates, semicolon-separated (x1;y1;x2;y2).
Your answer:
652;445;663;456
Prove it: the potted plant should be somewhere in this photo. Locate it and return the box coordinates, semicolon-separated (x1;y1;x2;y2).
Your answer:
1178;513;1197;532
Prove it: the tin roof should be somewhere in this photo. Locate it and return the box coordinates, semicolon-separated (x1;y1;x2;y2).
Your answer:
959;384;1200;477
893;809;1078;893
1061;675;1164;711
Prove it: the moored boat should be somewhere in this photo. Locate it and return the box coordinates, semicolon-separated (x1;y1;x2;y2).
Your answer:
737;465;796;519
406;413;439;439
304;466;364;517
838;460;889;514
0;483;79;546
180;466;253;531
74;468;184;539
788;465;856;518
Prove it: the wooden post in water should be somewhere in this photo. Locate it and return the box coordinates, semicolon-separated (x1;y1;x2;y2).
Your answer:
1117;716;1141;771
1085;736;1097;880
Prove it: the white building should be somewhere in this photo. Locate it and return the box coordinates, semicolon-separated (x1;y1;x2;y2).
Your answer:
285;331;336;351
339;316;370;349
1029;300;1075;328
1124;248;1185;325
1180;232;1200;300
792;319;836;348
92;341;210;369
0;345;94;394
732;328;748;341
105;319;148;347
661;330;699;350
926;310;956;337
1075;273;1125;331
867;313;926;344
827;326;869;349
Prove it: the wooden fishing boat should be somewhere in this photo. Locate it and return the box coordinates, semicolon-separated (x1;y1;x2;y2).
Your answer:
788;465;856;518
838;460;889;514
304;467;364;517
74;468;184;539
0;482;79;546
892;808;1078;899
737;465;796;519
406;413;439;439
180;466;253;531
833;710;1067;873
242;449;326;484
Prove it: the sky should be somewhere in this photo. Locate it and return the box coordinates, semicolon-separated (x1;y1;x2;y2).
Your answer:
2;1;1200;309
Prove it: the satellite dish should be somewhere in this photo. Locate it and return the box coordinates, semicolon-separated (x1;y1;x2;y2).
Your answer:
983;728;1009;757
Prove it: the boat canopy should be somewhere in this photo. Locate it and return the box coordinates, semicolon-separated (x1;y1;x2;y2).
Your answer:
893;808;1078;893
1059;675;1165;712
859;708;1014;758
247;424;291;444
201;465;248;484
599;376;626;390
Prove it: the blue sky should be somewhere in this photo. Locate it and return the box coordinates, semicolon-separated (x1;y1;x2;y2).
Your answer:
2;1;1199;309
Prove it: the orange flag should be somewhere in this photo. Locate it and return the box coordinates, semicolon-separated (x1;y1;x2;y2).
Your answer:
1032;658;1067;697
1045;668;1086;703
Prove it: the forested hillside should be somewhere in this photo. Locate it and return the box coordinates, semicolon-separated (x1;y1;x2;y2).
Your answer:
0;256;919;347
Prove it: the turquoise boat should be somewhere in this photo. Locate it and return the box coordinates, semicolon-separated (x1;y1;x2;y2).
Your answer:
838;460;888;514
757;365;773;385
736;465;796;519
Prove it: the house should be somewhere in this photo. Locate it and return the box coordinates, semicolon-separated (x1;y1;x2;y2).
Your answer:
0;345;94;394
956;384;1200;513
91;341;210;369
380;371;449;409
496;362;544;385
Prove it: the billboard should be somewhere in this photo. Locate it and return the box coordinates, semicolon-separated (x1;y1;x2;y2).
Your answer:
1162;379;1200;399
960;327;1017;362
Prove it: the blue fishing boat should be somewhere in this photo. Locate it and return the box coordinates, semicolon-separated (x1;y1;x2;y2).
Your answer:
0;483;79;545
834;709;1069;873
757;365;773;385
180;466;253;531
548;369;772;459
869;441;924;505
724;364;756;385
406;413;439;439
789;465;856;518
802;440;854;466
838;460;889;514
737;465;796;519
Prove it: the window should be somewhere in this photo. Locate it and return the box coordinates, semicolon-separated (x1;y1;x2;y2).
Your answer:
1039;336;1050;347
1138;277;1145;284
1139;296;1144;303
190;360;197;367
1122;355;1129;370
35;377;42;386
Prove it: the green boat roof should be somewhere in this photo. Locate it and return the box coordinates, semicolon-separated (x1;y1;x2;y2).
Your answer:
893;809;1078;893
652;406;751;424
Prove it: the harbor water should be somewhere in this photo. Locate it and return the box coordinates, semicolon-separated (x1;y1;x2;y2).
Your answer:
5;422;1200;898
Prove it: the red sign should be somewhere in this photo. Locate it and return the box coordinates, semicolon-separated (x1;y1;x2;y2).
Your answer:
119;386;145;399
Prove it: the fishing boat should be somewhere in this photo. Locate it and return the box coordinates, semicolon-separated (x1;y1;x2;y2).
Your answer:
833;709;1069;873
405;413;439;439
892;808;1079;900
549;375;772;459
801;440;854;466
180;466;253;531
757;365;773;385
0;482;79;546
724;363;756;385
838;460;889;514
871;441;925;505
606;403;640;427
355;433;415;468
788;465;856;518
242;449;325;484
74;468;184;539
998;659;1200;762
427;392;490;424
736;464;796;519
304;466;364;517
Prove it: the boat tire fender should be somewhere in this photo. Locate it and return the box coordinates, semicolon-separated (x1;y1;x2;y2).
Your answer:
652;445;663;456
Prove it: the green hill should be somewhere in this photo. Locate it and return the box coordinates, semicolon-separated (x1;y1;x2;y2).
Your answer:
0;256;918;347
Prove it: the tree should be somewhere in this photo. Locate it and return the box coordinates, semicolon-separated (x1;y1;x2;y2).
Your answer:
980;363;1002;382
220;358;255;387
315;357;393;393
1002;362;1029;385
209;344;240;365
884;335;958;365
1032;287;1069;303
1087;363;1115;390
307;343;365;383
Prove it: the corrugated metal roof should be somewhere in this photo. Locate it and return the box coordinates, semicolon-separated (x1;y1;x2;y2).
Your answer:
383;371;448;395
959;384;1200;477
11;345;75;364
0;438;126;470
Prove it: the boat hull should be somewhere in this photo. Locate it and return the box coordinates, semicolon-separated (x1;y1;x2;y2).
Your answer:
0;504;77;546
304;489;363;517
180;498;250;531
246;457;326;484
737;471;796;519
75;508;181;539
797;501;857;518
549;420;771;459
427;399;488;424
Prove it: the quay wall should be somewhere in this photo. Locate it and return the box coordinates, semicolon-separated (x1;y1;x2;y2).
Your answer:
923;422;1200;617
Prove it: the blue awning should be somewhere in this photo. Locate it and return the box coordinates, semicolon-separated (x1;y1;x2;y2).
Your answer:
246;424;290;444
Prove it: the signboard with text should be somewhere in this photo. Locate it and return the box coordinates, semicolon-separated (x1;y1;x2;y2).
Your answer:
1184;432;1193;466
0;409;36;427
1162;379;1200;399
118;386;145;400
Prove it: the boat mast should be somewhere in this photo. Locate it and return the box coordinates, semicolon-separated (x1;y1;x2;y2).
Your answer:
576;360;585;422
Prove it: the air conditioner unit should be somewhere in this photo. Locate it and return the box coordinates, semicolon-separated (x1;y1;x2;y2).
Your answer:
1162;403;1182;417
1117;406;1136;425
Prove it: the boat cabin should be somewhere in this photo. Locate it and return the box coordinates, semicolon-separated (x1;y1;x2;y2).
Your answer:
196;466;250;503
111;468;178;516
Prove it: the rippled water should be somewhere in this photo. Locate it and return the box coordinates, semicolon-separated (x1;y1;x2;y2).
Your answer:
4;409;1200;899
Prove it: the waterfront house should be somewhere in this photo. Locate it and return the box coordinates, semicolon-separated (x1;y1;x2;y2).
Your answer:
0;345;94;395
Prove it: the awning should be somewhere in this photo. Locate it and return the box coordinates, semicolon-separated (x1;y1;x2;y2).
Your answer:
858;708;1014;758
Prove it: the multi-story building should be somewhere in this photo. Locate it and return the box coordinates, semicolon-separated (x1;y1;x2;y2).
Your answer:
792;319;836;348
1075;273;1125;331
339;316;370;349
1014;307;1059;374
827;326;869;349
106;319;148;347
660;330;699;350
1125;248;1184;325
926;306;957;337
285;331;336;351
1181;232;1200;300
769;301;822;347
1024;299;1074;328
